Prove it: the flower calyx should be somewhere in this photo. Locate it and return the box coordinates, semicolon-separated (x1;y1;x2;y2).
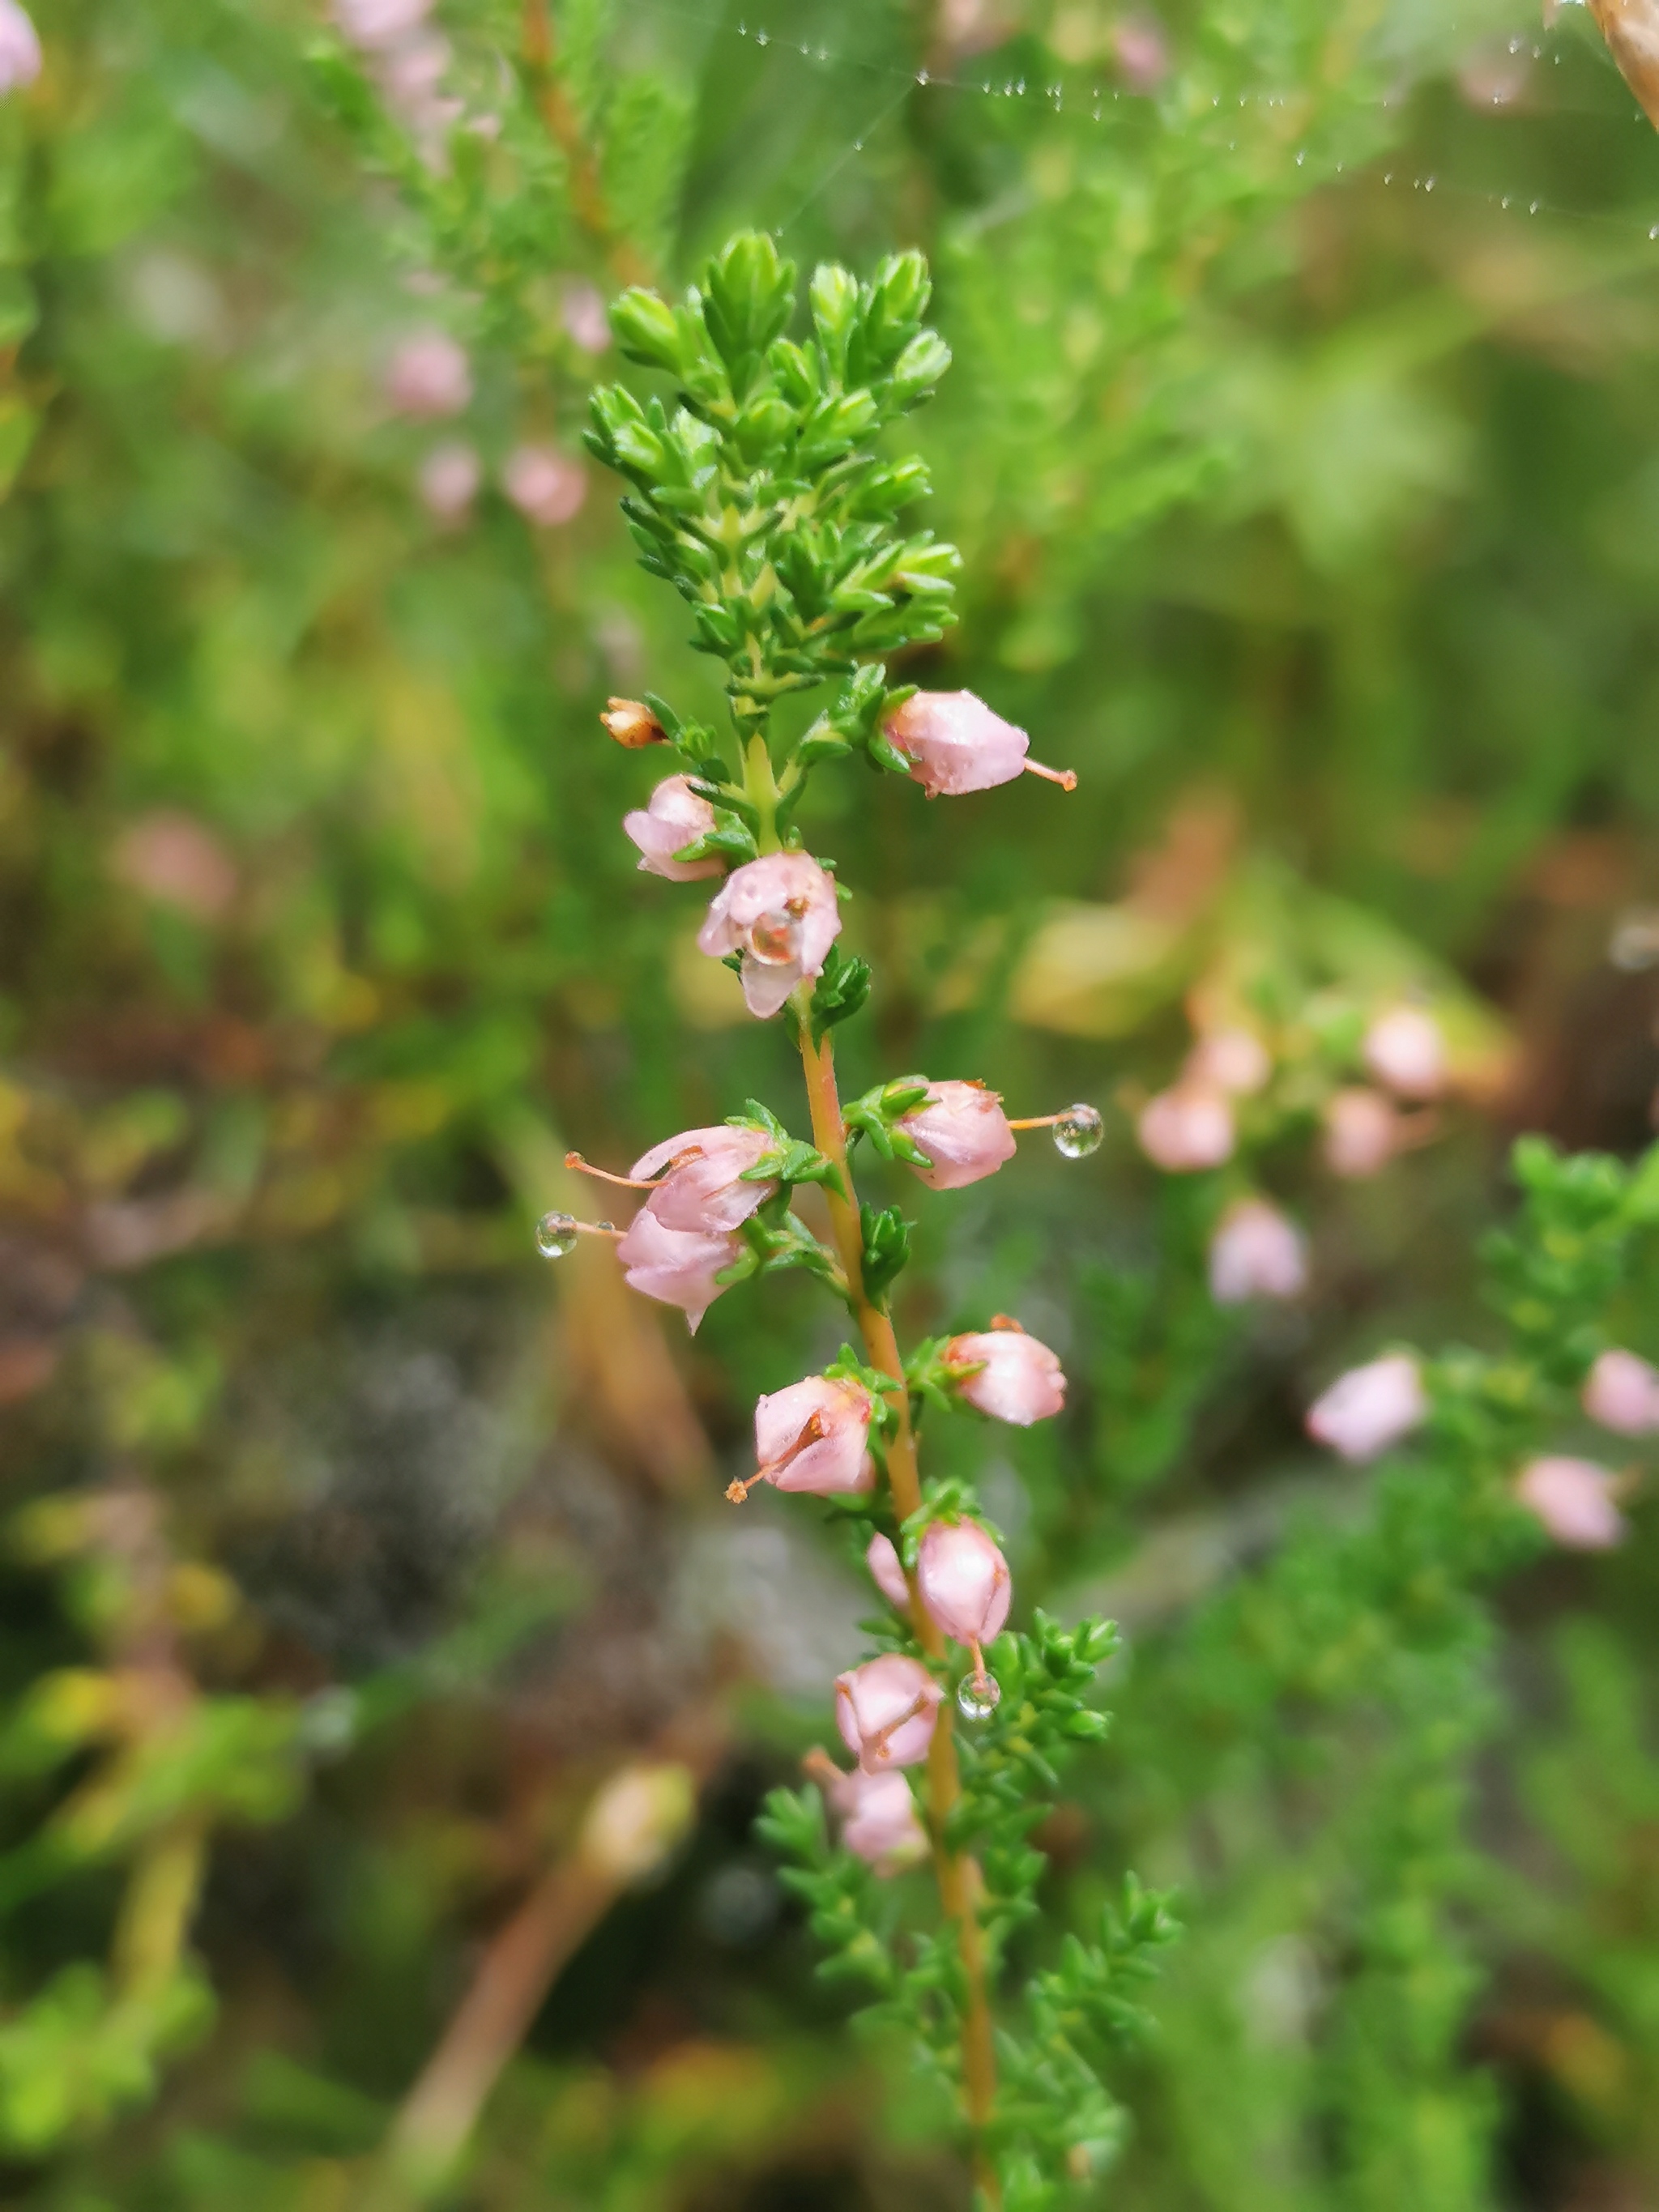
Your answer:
843;1076;936;1168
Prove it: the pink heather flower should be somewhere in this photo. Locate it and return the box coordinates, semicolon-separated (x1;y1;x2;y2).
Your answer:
881;689;1075;797
917;1521;1012;1654
109;812;237;923
1115;11;1171;91
866;1532;911;1610
1185;1028;1271;1096
696;851;842;1020
501;444;586;527
622;776;722;884
945;1319;1066;1425
0;0;41;92
744;1375;873;1498
384;331;471;419
1324;1087;1399;1179
1306;1353;1427;1463
836;1767;928;1873
895;1080;1017;1191
1138;1085;1235;1173
1582;1349;1659;1437
380;32;462;140
335;0;431;49
615;1208;740;1334
1363;1006;1446;1100
1515;1456;1627;1551
561;280;612;355
1209;1199;1308;1305
417;440;480;522
631;1123;778;1235
834;1653;944;1773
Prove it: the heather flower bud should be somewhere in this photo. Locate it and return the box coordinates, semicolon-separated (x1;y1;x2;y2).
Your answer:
866;1532;911;1611
882;689;1076;797
1323;1087;1399;1179
894;1080;1016;1191
917;1521;1011;1651
561;279;612;356
629;1123;777;1234
1582;1348;1659;1436
1185;1028;1271;1097
384;330;471;418
502;444;586;526
1137;1085;1235;1173
623;775;722;881
945;1318;1065;1425
1363;1006;1445;1100
0;0;41;92
806;1750;927;1873
738;1375;874;1499
417;440;481;522
615;1208;741;1333
697;851;842;1020
1306;1354;1427;1463
834;1653;944;1772
1209;1198;1307;1305
335;0;431;49
1515;1455;1627;1550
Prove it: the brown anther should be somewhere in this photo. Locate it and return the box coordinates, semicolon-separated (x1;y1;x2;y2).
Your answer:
599;697;667;748
988;1314;1026;1333
725;1474;762;1504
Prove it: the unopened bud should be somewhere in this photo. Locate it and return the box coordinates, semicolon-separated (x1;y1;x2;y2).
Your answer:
601;697;667;748
578;1762;696;1883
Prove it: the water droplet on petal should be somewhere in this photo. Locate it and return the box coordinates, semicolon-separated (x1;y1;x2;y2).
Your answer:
748;909;803;965
1054;1103;1104;1159
957;1673;1001;1720
535;1211;579;1259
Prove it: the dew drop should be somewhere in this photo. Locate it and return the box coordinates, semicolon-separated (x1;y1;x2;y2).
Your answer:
596;1220;615;1234
1054;1102;1104;1160
535;1211;579;1259
957;1673;1001;1720
1649;224;1659;241
748;909;803;965
916;65;930;83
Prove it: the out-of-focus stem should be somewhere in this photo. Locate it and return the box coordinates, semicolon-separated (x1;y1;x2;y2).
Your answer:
113;1810;207;2004
520;0;650;286
794;1008;1000;2204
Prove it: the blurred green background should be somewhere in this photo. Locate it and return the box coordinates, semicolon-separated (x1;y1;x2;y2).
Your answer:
4;0;1659;2205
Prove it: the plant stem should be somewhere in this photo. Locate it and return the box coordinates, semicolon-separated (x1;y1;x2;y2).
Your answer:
795;1008;1000;2205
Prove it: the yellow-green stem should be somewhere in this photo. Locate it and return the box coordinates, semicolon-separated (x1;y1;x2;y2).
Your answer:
795;1007;1000;2205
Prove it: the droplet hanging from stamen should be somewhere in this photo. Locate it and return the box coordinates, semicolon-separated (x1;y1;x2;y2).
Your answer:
1053;1102;1104;1159
957;1673;1001;1720
535;1211;580;1259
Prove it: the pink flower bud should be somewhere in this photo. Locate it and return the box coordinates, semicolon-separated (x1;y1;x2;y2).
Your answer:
1137;1085;1235;1173
630;1123;778;1234
1363;1006;1445;1100
561;280;612;355
501;444;586;527
0;0;41;92
622;776;723;884
1323;1087;1399;1179
836;1767;928;1873
615;1208;740;1333
1306;1353;1427;1463
1582;1349;1659;1437
384;330;471;419
1515;1456;1627;1550
895;1080;1017;1191
696;851;842;1020
945;1319;1065;1425
1209;1198;1307;1305
740;1375;874;1499
1185;1028;1271;1096
109;811;238;923
917;1521;1011;1652
1115;11;1171;90
834;1653;943;1772
417;440;481;522
866;1532;911;1611
882;689;1075;798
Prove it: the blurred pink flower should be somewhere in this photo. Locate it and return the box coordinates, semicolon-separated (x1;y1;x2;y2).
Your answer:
896;1080;1017;1191
1138;1085;1235;1172
384;330;471;419
1306;1353;1427;1463
615;1208;740;1333
561;280;612;355
416;440;480;522
917;1521;1011;1652
0;0;41;92
623;776;722;883
631;1123;777;1235
945;1319;1065;1425
809;1754;927;1873
883;690;1074;797
109;811;237;922
335;0;430;48
1209;1198;1307;1304
501;444;586;527
1115;12;1170;91
1515;1456;1627;1550
1363;1006;1445;1100
697;850;842;1019
866;1532;911;1610
1323;1086;1399;1179
1185;1028;1271;1096
834;1653;943;1772
1582;1348;1659;1437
